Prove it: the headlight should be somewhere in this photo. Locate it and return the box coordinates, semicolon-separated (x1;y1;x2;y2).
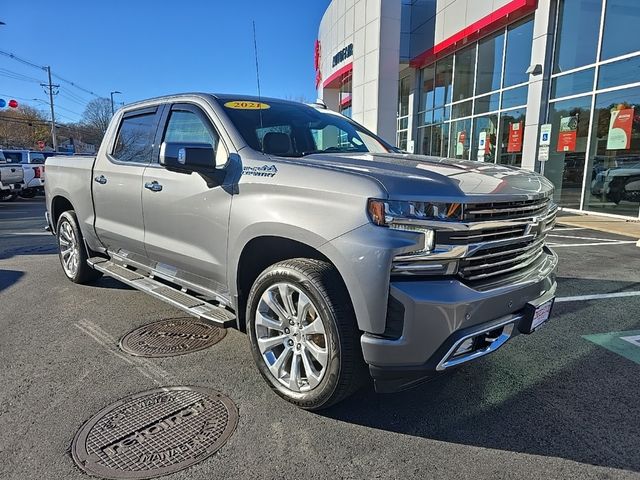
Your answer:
367;199;462;226
368;198;460;254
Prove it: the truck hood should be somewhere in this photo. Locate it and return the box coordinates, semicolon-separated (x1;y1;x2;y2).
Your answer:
286;152;554;202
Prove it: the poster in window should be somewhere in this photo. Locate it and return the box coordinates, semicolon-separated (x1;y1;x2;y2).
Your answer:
606;107;634;150
507;122;523;153
557;115;578;152
456;130;466;156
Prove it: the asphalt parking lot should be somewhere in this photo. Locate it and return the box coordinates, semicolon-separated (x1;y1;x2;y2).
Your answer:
1;198;639;480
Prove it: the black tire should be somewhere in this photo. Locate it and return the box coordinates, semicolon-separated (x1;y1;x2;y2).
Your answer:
246;258;366;410
0;192;18;202
19;190;36;198
56;211;102;284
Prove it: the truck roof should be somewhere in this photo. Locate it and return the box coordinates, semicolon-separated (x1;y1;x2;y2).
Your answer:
121;92;315;110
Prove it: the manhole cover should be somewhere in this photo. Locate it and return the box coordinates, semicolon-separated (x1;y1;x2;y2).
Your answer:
119;318;226;357
72;386;238;479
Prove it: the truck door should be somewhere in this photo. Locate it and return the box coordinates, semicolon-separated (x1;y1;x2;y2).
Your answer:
93;106;161;258
141;103;233;294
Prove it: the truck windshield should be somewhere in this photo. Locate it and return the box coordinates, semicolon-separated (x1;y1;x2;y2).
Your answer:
217;98;390;157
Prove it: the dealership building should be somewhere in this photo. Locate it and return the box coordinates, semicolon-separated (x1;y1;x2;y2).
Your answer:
316;0;640;219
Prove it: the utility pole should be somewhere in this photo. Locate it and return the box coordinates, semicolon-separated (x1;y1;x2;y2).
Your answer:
110;91;121;116
41;66;59;151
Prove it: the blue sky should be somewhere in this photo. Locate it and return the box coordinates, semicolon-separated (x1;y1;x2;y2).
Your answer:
0;0;329;123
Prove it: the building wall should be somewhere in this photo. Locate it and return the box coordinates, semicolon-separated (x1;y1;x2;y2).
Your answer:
434;0;513;45
317;0;401;143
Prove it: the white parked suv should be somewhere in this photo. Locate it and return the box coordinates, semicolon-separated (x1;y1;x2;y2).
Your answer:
1;150;46;198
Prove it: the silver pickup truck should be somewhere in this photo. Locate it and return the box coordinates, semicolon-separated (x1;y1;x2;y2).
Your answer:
0;150;25;201
45;93;558;410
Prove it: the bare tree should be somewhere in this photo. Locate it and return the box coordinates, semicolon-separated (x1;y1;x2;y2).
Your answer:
81;97;112;144
0;105;50;149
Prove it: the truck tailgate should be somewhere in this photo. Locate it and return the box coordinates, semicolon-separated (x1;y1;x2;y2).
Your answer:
0;165;24;184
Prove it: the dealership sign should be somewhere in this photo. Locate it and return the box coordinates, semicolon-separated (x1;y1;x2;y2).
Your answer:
332;43;353;67
314;39;322;88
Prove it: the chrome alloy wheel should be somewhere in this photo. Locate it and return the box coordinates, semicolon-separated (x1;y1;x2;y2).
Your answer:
255;282;329;392
58;220;80;278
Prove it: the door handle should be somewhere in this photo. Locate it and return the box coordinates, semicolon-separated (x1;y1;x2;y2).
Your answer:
144;181;163;192
94;175;107;185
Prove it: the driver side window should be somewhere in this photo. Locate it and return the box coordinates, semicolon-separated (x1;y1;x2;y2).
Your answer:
163;109;228;166
164;110;218;146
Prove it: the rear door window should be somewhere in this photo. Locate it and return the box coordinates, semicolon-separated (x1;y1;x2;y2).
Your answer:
3;152;22;164
28;153;45;164
112;112;158;164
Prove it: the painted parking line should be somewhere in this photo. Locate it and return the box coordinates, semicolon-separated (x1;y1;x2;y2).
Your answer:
0;232;51;236
583;329;640;365
556;291;640;302
547;241;637;247
547;233;630;241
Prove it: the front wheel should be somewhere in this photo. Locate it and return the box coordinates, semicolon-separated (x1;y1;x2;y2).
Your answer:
56;211;102;284
246;258;365;410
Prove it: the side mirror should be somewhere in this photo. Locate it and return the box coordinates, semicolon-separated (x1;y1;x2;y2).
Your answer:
160;142;226;186
160;142;215;173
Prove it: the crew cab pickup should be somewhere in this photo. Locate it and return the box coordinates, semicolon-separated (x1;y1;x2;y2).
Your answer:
45;93;558;409
2;149;46;198
0;150;24;201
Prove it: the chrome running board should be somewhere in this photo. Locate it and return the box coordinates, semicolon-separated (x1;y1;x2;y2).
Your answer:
87;257;236;328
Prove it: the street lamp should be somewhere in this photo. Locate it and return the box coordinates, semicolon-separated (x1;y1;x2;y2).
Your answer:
110;91;122;116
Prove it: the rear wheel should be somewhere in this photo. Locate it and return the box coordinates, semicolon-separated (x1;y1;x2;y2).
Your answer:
56;211;102;284
0;192;17;202
19;189;36;198
247;258;365;410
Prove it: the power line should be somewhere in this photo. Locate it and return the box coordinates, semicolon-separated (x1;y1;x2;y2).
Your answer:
0;68;44;83
0;50;44;71
0;49;103;98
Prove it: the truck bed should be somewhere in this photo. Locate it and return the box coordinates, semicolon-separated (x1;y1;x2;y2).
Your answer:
44;155;96;232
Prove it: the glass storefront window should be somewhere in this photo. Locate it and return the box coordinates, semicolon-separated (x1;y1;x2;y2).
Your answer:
449;118;472;159
501;86;528;109
504;18;534;87
476;32;505;95
451;100;472;119
583;86;640;217
498;108;526;167
544;97;592;209
418;126;432;156
471;115;499;162
432;107;449;123
598;55;640;90
420;65;435;112
453;46;476;102
475;93;500;114
435;56;453;107
432;123;449;157
553;0;602;73
601;0;640;60
398;76;410;118
551;68;595;99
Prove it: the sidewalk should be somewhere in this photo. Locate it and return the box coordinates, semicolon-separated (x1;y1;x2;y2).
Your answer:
557;212;640;242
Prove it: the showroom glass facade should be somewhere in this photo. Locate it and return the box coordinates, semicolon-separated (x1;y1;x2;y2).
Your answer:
416;17;533;165
545;0;640;218
397;75;410;151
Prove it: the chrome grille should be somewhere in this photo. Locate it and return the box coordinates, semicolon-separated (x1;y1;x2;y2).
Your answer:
439;224;528;245
457;202;557;282
464;197;550;221
458;237;546;282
